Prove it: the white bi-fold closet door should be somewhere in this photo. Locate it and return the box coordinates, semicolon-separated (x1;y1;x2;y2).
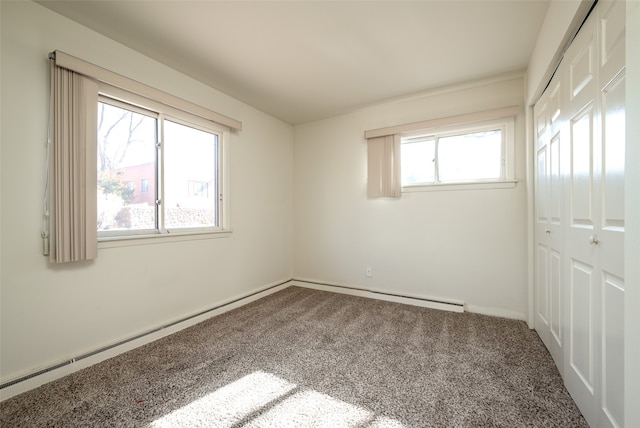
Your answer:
534;1;626;427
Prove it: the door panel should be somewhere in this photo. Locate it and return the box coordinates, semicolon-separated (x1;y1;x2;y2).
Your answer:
550;250;562;347
569;259;595;394
601;273;624;428
600;0;625;75
550;133;562;223
570;39;595;100
570;105;595;227
549;81;562;125
601;73;625;230
536;101;548;142
536;146;549;223
537;245;549;328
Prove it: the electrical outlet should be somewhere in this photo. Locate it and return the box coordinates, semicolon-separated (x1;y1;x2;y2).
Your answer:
366;266;373;278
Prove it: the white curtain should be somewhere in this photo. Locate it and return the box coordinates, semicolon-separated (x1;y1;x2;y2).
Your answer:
49;61;99;263
367;134;401;198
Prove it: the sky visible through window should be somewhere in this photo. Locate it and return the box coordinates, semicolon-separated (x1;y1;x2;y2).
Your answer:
401;129;502;186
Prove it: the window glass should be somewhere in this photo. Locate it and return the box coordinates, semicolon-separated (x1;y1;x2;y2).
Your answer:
97;101;157;232
438;129;502;182
163;120;218;229
97;97;223;237
401;138;435;185
401;120;510;187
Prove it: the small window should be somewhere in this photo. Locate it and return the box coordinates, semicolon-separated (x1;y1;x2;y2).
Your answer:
401;118;514;187
97;96;224;237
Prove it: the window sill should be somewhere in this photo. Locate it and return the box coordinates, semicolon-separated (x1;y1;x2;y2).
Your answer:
402;180;518;193
98;229;232;249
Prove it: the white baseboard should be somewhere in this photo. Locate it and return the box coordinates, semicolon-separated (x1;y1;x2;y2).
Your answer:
292;279;526;321
464;304;526;321
0;279;292;402
291;279;465;313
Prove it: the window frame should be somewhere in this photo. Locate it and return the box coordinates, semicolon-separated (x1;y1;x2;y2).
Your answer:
400;116;516;192
97;84;230;242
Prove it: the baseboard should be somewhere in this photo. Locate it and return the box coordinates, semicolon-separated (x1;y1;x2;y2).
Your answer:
291;279;465;313
464;304;526;321
0;279;293;402
292;279;526;321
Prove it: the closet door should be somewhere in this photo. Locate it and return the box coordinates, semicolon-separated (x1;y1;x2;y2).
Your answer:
534;74;564;373
563;1;626;426
596;1;625;427
534;89;550;348
546;77;564;373
563;11;599;425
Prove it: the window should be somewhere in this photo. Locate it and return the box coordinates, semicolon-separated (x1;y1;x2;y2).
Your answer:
47;50;239;258
97;95;223;237
400;118;514;188
189;180;209;198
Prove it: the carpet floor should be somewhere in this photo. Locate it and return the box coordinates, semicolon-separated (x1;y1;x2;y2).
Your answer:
0;286;587;427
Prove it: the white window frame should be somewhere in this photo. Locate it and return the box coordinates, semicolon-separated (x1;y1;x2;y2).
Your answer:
97;84;230;243
401;116;516;192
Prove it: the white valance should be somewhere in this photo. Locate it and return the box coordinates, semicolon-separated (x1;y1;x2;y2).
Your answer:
364;106;519;139
51;50;242;131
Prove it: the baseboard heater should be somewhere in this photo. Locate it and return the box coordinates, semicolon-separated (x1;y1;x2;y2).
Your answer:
292;279;465;313
0;280;290;391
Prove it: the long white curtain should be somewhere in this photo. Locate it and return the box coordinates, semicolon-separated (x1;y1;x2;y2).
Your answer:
367;134;401;198
49;62;98;263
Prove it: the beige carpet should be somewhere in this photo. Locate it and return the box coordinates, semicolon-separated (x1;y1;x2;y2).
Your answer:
0;286;587;427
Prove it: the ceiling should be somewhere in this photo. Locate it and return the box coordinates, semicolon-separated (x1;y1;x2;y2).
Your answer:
37;1;550;125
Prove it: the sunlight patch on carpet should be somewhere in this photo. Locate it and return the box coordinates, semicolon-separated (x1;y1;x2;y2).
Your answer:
245;390;370;427
150;371;406;427
151;371;295;427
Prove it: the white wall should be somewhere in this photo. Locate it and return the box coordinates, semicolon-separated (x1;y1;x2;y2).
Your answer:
293;77;528;320
0;1;293;385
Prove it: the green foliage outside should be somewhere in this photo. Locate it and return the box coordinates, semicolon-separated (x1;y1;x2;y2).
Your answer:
98;171;135;205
